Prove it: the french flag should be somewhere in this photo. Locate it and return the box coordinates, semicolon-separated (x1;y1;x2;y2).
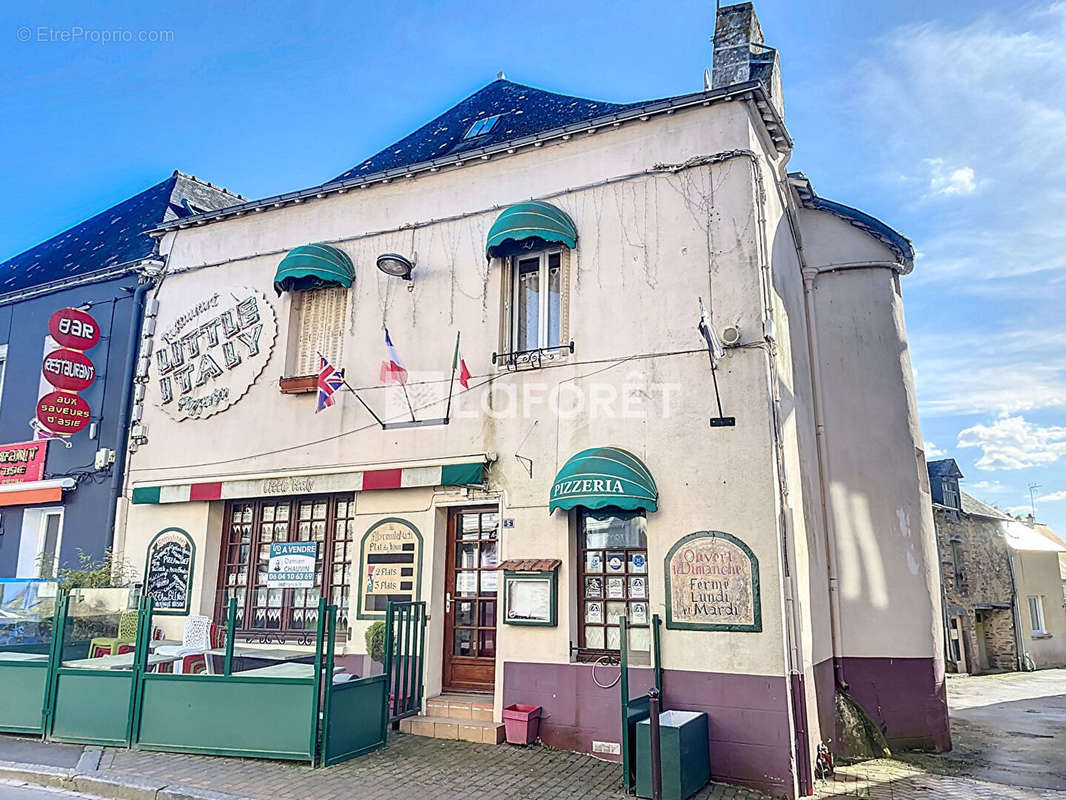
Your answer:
380;328;408;385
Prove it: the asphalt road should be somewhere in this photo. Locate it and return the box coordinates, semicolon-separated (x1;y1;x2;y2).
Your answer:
940;669;1066;791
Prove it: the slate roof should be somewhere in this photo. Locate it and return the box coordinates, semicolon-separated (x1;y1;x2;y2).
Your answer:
788;172;915;273
326;79;648;185
960;491;1011;520
928;458;964;480
0;172;242;297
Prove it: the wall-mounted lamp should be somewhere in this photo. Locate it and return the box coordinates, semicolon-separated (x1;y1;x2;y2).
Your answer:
376;253;416;281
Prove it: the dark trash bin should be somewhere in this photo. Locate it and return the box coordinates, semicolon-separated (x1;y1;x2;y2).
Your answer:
636;710;710;800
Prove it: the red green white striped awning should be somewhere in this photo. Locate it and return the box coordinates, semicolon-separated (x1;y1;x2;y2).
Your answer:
131;462;484;505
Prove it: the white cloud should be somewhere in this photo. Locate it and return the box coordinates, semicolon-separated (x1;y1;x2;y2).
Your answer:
969;480;1007;493
1037;490;1066;502
957;415;1066;470
924;441;947;458
855;5;1066;285
924;159;976;197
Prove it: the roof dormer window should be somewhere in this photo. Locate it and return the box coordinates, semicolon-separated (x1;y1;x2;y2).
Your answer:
464;114;501;139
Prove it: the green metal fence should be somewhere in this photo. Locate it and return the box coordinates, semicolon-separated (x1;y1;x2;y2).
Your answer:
0;580;61;735
384;601;427;725
6;587;412;768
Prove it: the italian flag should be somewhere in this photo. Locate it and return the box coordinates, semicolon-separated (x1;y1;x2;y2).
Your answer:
452;333;470;389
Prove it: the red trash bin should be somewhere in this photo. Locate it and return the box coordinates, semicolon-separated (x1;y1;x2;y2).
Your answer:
502;704;542;745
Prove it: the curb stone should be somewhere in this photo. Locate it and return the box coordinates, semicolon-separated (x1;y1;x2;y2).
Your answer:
0;760;260;800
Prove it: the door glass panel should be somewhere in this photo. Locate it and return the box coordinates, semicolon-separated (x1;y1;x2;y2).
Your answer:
461;514;480;539
478;629;496;658
481;512;500;532
480;540;498;568
480;571;498;594
454;628;475;657
455;572;478;597
456;600;476;626
479;600;496;627
456;542;478;569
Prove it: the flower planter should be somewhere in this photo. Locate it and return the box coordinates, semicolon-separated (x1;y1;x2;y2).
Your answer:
502;703;542;745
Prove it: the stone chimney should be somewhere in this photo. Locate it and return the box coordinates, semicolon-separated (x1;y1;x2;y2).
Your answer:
711;2;783;117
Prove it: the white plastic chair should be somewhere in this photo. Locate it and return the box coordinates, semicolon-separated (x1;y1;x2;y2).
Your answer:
155;615;213;674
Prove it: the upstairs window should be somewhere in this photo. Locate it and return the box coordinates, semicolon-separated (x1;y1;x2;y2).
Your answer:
941;479;960;510
511;249;563;353
949;540;964;583
287;286;349;377
1028;595;1047;635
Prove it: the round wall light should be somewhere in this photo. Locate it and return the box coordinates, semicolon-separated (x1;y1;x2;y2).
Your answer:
376;253;415;280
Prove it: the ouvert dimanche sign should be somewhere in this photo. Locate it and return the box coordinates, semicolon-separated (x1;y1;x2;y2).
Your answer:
665;531;762;632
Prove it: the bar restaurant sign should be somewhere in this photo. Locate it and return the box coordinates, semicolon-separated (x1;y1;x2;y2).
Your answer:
153;287;277;421
664;531;761;632
357;518;422;619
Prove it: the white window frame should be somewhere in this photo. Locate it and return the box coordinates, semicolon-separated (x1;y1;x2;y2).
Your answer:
510;249;562;353
1028;595;1047;635
15;506;65;578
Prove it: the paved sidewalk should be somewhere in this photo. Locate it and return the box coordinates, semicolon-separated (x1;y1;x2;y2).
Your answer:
0;734;767;800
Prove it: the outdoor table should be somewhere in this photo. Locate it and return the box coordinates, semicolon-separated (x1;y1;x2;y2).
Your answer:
62;652;179;671
205;646;314;661
235;662;318;679
0;652;48;662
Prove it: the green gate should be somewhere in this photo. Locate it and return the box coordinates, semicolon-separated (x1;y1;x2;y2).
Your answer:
0;580;61;735
384;601;427;724
49;588;147;746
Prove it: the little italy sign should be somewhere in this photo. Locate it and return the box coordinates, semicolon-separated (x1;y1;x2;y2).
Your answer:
153;287;277;421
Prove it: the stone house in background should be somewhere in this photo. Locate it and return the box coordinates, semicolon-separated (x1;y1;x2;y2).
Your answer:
929;457;1066;672
928;459;1019;674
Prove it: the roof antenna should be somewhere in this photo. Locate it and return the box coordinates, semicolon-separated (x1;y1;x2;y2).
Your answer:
497;71;506;80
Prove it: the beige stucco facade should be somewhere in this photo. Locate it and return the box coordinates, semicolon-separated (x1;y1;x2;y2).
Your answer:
1013;548;1066;668
112;33;946;795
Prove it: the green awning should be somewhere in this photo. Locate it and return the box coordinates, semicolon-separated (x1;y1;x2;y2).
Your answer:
486;200;577;258
274;243;355;295
549;447;658;514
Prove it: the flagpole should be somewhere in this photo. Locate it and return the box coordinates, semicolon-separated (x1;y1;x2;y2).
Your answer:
444;331;460;423
317;351;386;428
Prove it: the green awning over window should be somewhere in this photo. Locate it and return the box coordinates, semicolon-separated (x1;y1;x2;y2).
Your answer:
549;447;658;514
486;200;577;259
274;243;355;295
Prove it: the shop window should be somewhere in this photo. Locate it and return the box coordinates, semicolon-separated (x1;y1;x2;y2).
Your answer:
284;286;348;379
216;494;355;637
1027;595;1047;635
578;509;649;656
15;507;63;578
499;249;570;365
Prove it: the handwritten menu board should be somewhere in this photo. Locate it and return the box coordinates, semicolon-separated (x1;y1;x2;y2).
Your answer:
665;531;761;632
357;518;422;619
144;529;195;615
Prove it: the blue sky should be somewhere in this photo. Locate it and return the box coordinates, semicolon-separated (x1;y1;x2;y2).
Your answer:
1;1;1064;529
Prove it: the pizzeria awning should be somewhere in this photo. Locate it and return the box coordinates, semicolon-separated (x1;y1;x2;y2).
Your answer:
274;243;355;295
485;201;577;259
549;447;658;514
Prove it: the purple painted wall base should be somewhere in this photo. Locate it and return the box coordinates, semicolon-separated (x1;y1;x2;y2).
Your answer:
812;656;950;753
503;661;797;799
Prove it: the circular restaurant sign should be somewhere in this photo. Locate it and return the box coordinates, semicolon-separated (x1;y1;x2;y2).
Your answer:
152;287;278;421
42;348;96;392
48;307;100;351
36;391;91;435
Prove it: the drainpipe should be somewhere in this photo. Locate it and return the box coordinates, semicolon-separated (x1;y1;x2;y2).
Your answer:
104;275;154;554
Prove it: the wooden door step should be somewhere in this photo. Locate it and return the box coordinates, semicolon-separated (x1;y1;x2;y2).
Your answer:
399;714;505;744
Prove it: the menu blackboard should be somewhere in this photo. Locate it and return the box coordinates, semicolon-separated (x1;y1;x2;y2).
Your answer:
144;528;195;615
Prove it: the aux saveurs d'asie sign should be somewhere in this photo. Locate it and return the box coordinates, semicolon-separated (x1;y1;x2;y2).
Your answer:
152;288;278;421
35;307;99;436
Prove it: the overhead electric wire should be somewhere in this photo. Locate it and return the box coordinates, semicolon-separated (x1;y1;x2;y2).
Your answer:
128;345;710;476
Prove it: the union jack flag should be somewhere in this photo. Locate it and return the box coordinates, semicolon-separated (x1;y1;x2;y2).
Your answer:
316;355;345;413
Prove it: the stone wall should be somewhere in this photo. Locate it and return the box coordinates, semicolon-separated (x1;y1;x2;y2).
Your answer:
933;507;1018;673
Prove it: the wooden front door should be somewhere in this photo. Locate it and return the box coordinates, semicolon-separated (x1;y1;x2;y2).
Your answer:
443;507;499;693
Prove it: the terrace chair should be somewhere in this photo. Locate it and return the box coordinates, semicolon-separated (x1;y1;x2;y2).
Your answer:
88;610;139;657
154;615;225;674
